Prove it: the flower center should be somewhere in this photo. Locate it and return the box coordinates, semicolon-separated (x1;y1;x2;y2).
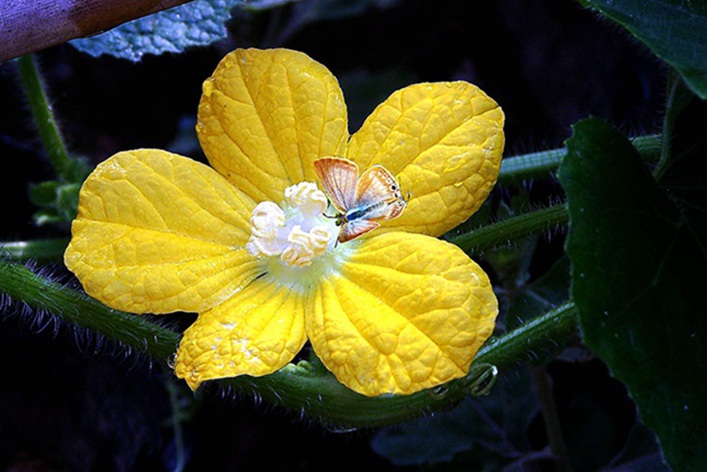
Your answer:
246;182;338;268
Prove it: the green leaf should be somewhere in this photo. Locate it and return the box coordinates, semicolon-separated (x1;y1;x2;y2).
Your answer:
28;180;82;225
28;181;60;207
70;0;263;61
584;0;707;98
371;366;539;468
558;117;707;471
504;255;570;331
602;424;670;472
657;77;707;249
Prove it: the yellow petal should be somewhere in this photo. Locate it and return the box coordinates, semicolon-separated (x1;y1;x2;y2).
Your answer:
174;276;307;390
307;232;497;396
64;149;261;314
347;82;504;237
197;48;349;203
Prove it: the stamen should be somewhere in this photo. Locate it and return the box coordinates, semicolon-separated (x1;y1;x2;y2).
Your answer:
284;182;328;217
245;202;286;256
246;182;336;267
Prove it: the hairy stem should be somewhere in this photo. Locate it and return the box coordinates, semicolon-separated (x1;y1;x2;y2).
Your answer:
208;302;577;427
17;54;72;179
498;134;661;185
475;301;577;368
0;260;179;361
0;257;578;427
451;203;569;254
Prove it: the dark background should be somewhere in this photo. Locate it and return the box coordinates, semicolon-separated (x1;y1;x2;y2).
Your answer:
0;0;666;470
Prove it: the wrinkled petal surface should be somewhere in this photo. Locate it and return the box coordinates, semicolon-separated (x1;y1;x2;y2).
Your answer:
347;82;505;237
64;149;260;314
175;276;308;390
307;232;497;396
197;48;349;203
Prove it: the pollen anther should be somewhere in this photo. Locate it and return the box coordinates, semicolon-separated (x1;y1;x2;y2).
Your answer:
246;182;336;267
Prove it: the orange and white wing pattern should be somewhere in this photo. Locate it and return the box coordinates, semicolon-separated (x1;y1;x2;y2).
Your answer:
314;157;408;243
313;157;359;214
355;165;407;221
338;219;381;243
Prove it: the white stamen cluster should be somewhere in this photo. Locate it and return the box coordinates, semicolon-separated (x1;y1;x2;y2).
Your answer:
246;182;335;267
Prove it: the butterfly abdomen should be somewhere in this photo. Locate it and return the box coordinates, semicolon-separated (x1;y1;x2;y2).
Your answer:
345;206;373;222
345;199;399;222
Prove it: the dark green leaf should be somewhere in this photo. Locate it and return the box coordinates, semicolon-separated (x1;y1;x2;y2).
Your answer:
558;117;707;471
28;181;81;225
28;181;59;207
584;0;707;98
602;424;670;472
658;77;707;249
504;255;570;331
371;367;539;467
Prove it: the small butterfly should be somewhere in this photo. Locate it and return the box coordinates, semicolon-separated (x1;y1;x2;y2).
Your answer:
313;157;408;243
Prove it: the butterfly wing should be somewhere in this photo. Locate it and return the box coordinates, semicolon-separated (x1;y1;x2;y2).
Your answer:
313;157;359;214
354;165;407;221
338;219;380;243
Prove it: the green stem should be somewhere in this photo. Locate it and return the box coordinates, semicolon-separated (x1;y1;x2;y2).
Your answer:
474;301;577;368
219;302;578;427
0;257;578;427
0;260;179;361
1;238;69;262
499;134;661;185
498;148;565;184
451;203;569;254
17;54;73;180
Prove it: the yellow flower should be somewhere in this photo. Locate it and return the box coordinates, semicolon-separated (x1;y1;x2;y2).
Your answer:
64;48;504;397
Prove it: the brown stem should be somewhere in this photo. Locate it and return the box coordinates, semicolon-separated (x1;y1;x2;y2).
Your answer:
0;0;195;62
